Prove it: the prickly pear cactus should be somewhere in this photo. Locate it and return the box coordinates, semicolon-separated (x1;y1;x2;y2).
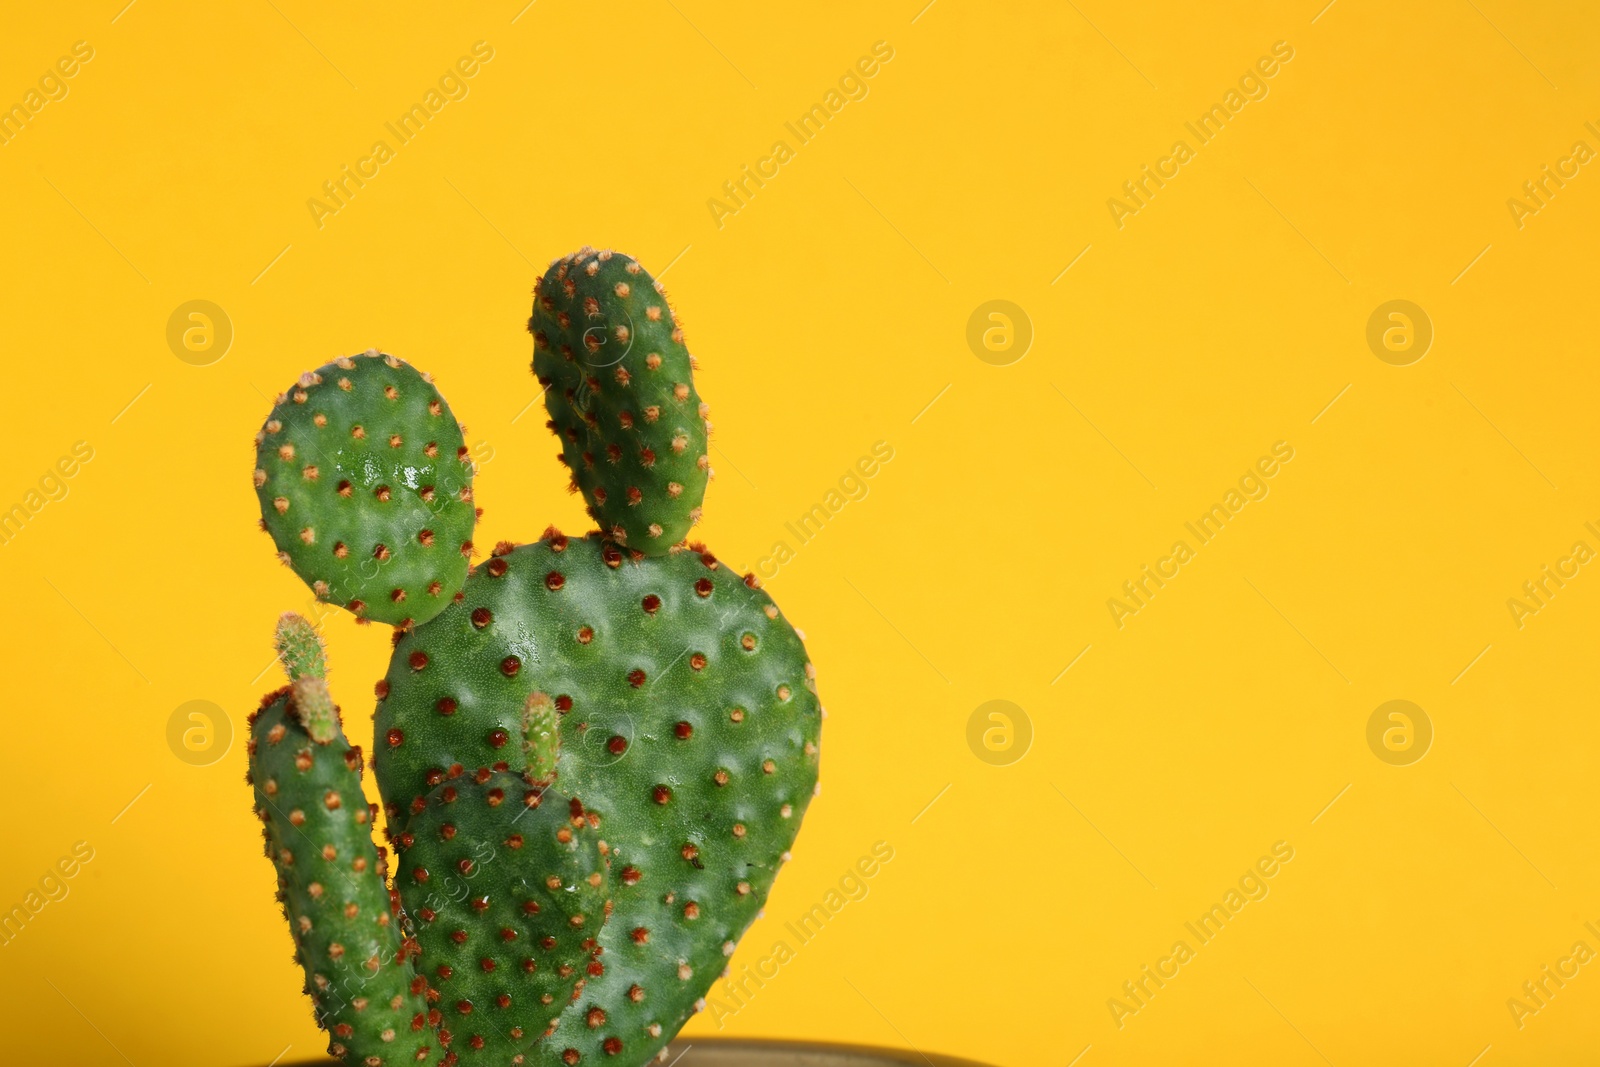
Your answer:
254;350;477;627
247;615;439;1066
396;769;609;1061
376;533;820;1063
529;248;711;553
247;249;819;1067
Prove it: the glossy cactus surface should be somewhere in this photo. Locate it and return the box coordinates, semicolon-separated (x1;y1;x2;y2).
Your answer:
529;249;710;553
254;351;476;627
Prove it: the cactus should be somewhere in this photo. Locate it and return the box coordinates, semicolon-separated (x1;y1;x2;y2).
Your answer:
254;350;477;628
529;248;711;553
396;767;609;1060
247;250;818;1067
248;615;438;1065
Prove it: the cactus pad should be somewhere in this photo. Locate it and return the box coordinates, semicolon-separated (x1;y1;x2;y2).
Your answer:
254;351;476;627
247;620;438;1065
396;771;609;1062
530;249;711;553
374;533;820;1064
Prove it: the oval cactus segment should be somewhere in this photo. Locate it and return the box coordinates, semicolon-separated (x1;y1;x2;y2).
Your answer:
247;691;439;1065
529;249;711;553
374;533;820;1066
254;351;476;627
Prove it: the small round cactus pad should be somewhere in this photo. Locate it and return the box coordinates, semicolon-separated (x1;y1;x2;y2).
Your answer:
254;351;476;627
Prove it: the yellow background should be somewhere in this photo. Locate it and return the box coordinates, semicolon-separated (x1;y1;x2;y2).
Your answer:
1;1;1596;1064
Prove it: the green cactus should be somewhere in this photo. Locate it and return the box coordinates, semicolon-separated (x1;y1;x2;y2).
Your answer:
248;615;439;1066
254;350;477;628
375;533;819;1063
248;250;819;1067
529;248;711;554
395;768;609;1061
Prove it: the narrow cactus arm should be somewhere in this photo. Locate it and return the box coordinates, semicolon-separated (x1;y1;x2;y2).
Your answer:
248;615;441;1065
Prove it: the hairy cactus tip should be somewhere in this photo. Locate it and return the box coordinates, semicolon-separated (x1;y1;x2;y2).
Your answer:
273;612;337;744
522;690;560;783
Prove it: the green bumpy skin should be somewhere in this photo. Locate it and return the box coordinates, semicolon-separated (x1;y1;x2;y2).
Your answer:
255;351;477;627
396;772;608;1062
249;691;439;1066
530;249;711;553
374;533;820;1066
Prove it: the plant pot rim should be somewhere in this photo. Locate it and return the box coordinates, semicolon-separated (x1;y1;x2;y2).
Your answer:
274;1036;996;1066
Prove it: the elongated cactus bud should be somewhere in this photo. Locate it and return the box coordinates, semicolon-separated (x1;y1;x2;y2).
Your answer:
523;691;560;784
275;613;338;744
